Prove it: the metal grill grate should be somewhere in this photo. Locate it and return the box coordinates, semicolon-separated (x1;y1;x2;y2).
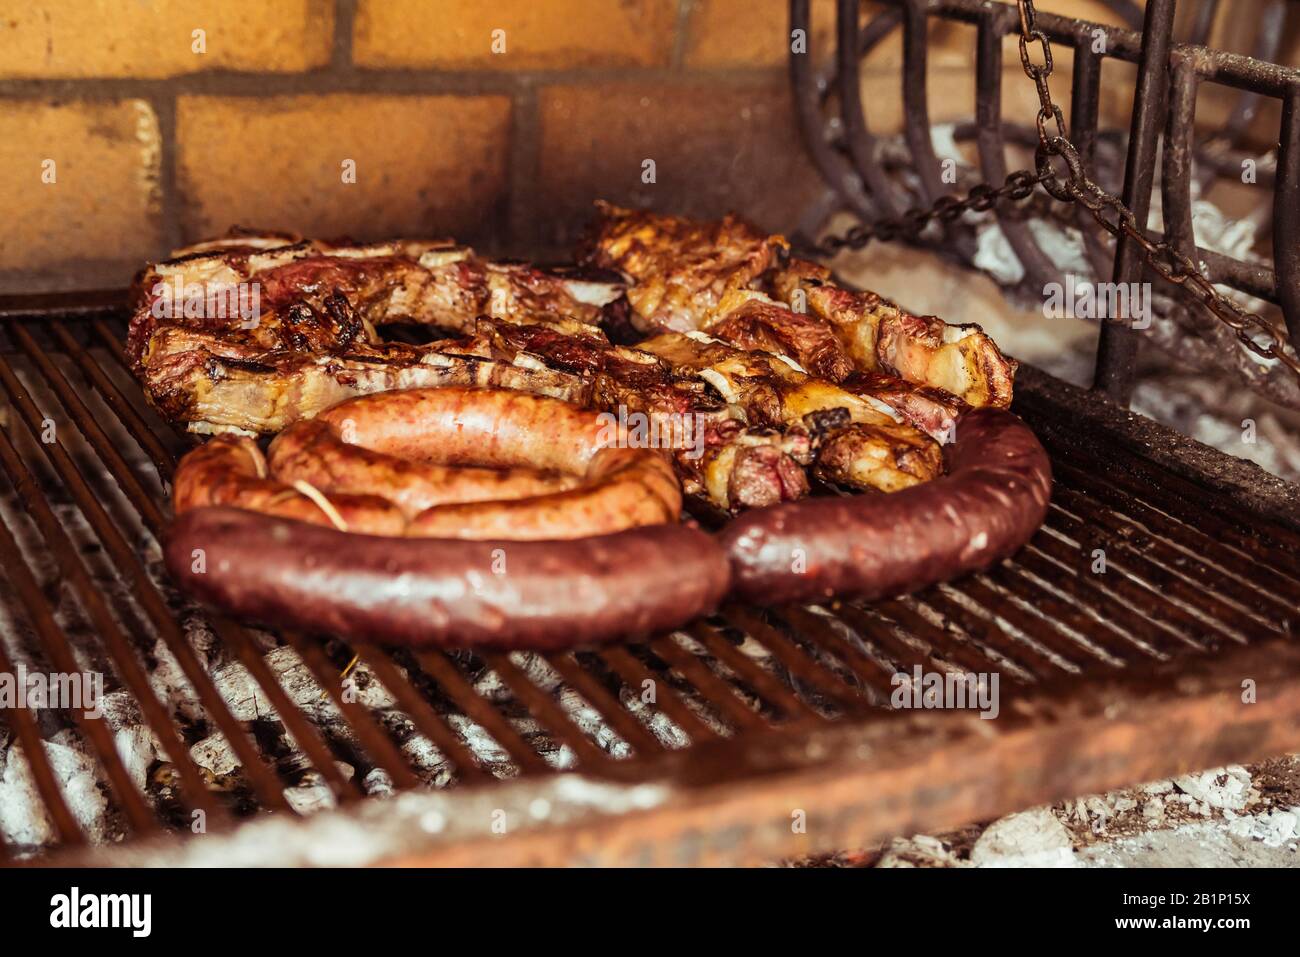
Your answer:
0;300;1298;865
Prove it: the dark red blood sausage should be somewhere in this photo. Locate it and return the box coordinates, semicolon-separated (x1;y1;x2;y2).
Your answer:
720;409;1051;605
166;506;730;651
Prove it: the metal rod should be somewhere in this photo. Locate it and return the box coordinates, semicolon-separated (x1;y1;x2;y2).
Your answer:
1094;0;1178;405
837;0;901;218
789;0;876;218
1274;85;1300;348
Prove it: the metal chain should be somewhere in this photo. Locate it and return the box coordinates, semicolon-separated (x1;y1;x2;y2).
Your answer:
815;167;1046;253
816;0;1300;379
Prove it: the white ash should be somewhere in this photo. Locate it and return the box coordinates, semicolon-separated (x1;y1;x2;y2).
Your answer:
869;760;1300;868
362;768;395;797
617;686;690;750
970;806;1077;868
113;725;162;794
555;687;633;759
667;631;768;719
397;733;453;788
876;833;966;868
0;733;111;847
1226;807;1299;848
444;713;515;773
283;779;336;816
470;652;563;701
189;732;242;780
1172;766;1257;813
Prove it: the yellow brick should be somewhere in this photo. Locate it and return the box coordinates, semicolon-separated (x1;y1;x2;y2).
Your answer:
175;95;511;243
0;0;333;79
354;0;676;69
685;0;835;68
0;99;162;278
535;82;822;251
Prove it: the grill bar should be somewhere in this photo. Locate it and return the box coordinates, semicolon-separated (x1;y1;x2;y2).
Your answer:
0;348;295;813
687;621;823;724
411;650;555;775
48;322;176;479
217;620;361;802
1;311;1298;865
541;652;666;755
1050;458;1300;607
1053;485;1291;629
0;506;158;834
723;605;871;710
7;327;357;809
0;423;225;823
348;648;489;783
0;637;85;846
596;646;721;742
279;633;422;791
478;651;611;767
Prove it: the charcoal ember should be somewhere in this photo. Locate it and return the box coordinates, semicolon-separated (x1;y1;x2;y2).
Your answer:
555;687;632;759
96;690;142;730
0;732;111;846
144;619;221;726
970;807;1076;868
447;714;512;769
617;685;689;749
877;834;965;868
212;662;271;722
472;652;563;702
283;777;337;815
363;768;395;797
397;733;454;788
191;732;242;779
339;660;398;711
114;725;163;793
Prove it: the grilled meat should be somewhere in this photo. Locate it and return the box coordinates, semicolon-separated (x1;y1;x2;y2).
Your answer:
580;201;787;332
635;331;941;493
772;257;1017;408
142;321;588;436
704;289;854;383
131;207;1011;513
582;203;1015;409
840;371;967;442
127;232;623;374
465;317;810;511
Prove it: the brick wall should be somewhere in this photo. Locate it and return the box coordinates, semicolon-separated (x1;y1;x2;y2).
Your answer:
0;0;1282;294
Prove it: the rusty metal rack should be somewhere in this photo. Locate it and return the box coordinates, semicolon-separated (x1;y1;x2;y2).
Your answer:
0;297;1297;866
793;0;1300;406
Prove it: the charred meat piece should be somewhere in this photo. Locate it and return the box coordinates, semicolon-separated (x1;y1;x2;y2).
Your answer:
814;422;943;492
635;331;940;496
141;322;588;436
705;289;854;383
840;371;967;442
127;236;623;374
580;201;787;332
771;258;1017;409
469;317;808;512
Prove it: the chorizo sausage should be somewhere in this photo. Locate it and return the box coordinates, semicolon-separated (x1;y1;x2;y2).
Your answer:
172;434;408;536
165;506;731;651
174;387;683;540
719;409;1051;604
